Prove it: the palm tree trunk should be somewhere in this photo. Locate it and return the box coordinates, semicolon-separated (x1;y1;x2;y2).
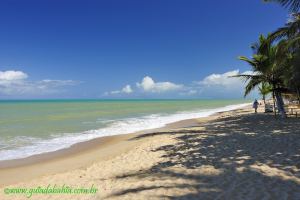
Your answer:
272;91;276;117
263;94;266;105
296;87;300;103
274;90;286;118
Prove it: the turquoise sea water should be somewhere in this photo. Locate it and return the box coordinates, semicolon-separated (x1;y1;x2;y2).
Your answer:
0;99;250;160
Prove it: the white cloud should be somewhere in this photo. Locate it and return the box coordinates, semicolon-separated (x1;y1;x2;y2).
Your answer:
0;70;79;97
105;84;133;95
37;80;79;89
193;69;258;98
197;70;254;87
136;76;183;93
103;70;257;98
109;90;120;95
122;85;133;93
0;71;28;82
180;89;198;96
103;76;183;97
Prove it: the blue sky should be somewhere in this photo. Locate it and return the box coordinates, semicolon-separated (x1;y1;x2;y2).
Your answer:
0;0;288;99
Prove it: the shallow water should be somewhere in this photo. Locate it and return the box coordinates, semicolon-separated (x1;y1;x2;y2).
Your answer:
0;99;250;160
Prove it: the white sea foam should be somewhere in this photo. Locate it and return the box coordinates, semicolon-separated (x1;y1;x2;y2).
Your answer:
0;103;250;161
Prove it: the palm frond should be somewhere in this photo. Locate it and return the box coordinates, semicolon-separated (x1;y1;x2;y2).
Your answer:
238;56;257;68
258;82;273;96
263;0;300;12
244;77;263;97
269;13;300;42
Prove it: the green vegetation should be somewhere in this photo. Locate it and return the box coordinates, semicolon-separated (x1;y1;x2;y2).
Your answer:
234;0;300;118
264;0;300;12
259;82;272;105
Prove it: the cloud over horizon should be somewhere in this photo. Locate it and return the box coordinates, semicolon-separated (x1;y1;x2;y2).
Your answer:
196;70;253;87
0;70;28;82
0;70;80;97
103;70;258;99
105;84;133;95
1;70;258;99
193;69;257;98
136;76;183;93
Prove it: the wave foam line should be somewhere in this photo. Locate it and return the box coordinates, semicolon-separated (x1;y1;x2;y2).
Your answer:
0;103;249;161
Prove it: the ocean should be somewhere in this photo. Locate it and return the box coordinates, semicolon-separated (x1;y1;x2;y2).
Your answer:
0;99;250;161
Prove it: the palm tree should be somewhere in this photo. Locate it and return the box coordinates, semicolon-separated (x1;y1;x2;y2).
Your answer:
263;0;300;12
259;82;272;104
234;35;288;118
268;13;300;101
261;0;300;104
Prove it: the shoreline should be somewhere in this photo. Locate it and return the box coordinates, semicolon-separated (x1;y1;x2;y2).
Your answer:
0;102;250;162
0;103;250;166
0;106;248;186
0;115;202;186
0;118;200;168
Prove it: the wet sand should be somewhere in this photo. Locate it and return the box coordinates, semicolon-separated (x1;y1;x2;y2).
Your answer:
0;115;199;186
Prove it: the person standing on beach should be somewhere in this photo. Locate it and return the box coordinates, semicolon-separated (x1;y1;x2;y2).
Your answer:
253;99;259;113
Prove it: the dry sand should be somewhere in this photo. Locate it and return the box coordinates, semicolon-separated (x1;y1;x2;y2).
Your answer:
0;106;300;199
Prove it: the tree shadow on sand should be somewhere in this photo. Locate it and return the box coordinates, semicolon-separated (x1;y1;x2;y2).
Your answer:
107;113;300;199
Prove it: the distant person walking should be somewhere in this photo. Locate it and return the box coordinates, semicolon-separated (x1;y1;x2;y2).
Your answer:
253;99;259;113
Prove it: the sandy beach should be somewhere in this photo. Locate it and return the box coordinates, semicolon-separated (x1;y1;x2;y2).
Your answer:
2;0;300;199
1;106;300;199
